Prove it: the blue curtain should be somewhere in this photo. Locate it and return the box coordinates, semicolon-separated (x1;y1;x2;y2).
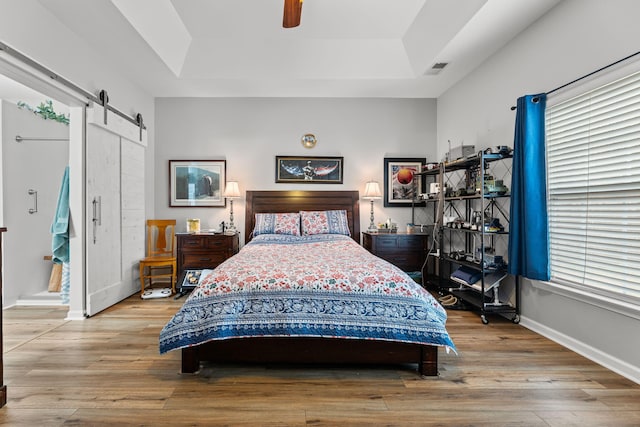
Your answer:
508;94;550;281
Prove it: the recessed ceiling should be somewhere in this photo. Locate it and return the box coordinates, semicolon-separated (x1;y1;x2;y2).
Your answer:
34;0;561;98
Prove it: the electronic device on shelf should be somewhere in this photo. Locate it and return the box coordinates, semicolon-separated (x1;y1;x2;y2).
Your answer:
484;218;505;233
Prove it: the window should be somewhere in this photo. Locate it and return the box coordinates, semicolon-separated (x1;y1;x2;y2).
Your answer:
546;70;640;305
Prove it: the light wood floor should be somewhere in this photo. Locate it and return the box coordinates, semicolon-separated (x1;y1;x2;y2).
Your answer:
1;295;639;426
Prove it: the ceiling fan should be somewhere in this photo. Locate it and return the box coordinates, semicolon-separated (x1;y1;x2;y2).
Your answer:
283;0;303;28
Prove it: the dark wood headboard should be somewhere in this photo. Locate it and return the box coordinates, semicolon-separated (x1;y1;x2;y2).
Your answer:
245;191;360;244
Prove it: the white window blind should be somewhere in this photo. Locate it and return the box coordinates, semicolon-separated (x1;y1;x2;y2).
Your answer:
546;70;640;304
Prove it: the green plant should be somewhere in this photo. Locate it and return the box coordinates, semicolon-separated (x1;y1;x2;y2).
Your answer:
17;99;70;125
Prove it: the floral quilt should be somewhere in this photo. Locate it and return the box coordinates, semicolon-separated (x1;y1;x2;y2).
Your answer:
159;234;456;354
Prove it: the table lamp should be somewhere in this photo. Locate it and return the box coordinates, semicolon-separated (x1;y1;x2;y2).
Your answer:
223;181;241;234
363;181;382;232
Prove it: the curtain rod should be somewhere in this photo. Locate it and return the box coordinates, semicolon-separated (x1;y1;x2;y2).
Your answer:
511;50;640;110
0;41;145;131
15;135;69;142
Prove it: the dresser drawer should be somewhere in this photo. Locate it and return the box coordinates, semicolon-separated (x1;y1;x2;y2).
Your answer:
374;235;400;249
179;235;231;250
377;252;423;271
398;236;427;250
181;252;226;269
362;232;429;272
369;234;426;250
179;235;208;249
176;233;240;276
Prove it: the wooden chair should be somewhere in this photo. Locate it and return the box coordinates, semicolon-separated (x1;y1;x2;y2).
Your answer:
139;219;177;296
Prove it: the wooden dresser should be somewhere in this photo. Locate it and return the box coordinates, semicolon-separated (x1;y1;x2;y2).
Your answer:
362;231;430;273
176;232;239;294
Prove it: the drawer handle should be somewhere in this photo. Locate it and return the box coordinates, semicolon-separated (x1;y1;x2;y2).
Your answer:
199;258;212;262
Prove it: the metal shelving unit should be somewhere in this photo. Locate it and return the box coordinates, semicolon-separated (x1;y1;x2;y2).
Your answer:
422;150;520;324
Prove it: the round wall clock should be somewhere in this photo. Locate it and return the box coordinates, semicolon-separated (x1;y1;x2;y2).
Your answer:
301;133;317;148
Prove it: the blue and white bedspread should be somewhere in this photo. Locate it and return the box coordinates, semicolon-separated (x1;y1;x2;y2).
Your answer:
159;234;456;354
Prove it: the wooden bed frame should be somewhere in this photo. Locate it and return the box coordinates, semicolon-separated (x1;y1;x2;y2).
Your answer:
181;190;439;376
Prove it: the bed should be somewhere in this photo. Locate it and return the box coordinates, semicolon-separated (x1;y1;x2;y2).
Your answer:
160;190;455;376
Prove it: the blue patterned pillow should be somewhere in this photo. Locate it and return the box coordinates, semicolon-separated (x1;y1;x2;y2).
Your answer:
300;210;351;236
253;212;301;237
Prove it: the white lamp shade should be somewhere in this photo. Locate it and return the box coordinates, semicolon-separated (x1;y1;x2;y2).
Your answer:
223;181;241;198
363;181;382;199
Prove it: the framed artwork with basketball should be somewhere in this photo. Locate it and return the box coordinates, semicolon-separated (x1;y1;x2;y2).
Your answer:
383;157;426;207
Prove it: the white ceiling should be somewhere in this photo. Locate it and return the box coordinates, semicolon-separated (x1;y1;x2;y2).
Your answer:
25;0;561;99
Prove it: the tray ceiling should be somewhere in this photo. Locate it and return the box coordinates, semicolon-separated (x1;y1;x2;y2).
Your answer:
33;0;561;98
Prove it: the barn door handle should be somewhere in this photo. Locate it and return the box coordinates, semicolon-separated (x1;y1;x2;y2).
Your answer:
28;189;38;214
92;196;101;244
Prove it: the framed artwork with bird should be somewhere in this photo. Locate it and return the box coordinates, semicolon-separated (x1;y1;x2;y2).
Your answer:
275;156;343;184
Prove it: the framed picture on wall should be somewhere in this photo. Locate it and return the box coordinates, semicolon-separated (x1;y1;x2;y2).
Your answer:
383;157;426;207
275;156;344;184
169;160;226;207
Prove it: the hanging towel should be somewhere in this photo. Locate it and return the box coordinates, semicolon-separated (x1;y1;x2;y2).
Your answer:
51;166;70;264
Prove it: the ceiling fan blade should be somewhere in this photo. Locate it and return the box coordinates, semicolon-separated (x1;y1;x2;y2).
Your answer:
283;0;303;28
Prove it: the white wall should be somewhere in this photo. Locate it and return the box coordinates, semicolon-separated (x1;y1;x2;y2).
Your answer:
437;0;640;382
0;0;156;219
1;100;69;306
155;97;437;241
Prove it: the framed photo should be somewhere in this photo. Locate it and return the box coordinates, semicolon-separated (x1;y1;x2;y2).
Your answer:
275;156;344;184
383;157;426;207
169;160;226;207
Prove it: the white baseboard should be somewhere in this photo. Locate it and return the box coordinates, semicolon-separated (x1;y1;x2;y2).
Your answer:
64;309;86;320
15;299;65;306
15;291;65;307
520;316;640;385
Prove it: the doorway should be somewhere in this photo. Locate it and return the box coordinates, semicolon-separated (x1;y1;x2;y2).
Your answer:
0;51;147;320
0;74;70;308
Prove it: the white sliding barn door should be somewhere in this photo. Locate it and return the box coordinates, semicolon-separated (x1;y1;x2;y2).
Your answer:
86;124;121;315
85;107;146;316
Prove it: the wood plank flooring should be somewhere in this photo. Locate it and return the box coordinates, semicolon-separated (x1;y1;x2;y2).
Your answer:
1;295;639;426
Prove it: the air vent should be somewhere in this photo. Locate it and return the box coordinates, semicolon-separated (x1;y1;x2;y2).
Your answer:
424;62;449;75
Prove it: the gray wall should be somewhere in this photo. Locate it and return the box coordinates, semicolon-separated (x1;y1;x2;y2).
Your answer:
155;97;437;241
437;0;640;382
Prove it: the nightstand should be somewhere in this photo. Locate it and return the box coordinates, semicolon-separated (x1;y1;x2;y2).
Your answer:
176;232;239;297
362;231;431;274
